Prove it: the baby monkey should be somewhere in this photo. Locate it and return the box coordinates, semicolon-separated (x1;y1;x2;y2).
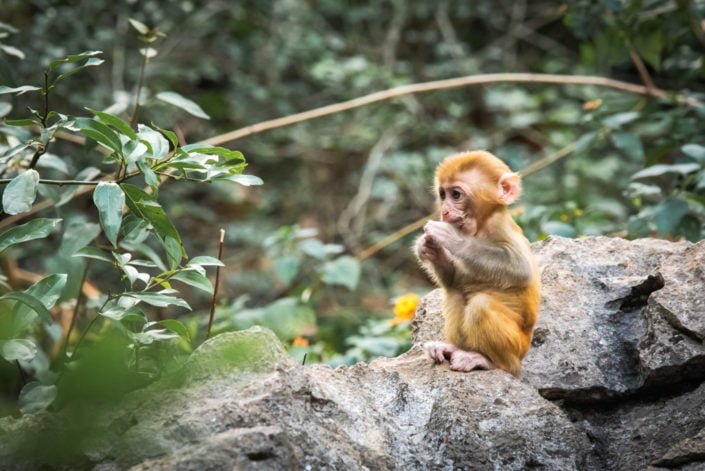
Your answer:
415;151;540;377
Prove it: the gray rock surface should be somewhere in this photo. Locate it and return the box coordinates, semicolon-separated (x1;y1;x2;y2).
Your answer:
3;236;705;470
103;349;594;470
414;236;705;470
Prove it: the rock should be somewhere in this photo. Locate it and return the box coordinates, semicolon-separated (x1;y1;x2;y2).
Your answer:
121;350;595;470
519;236;694;401
637;242;705;385
183;326;294;382
653;426;705;469
4;236;705;471
570;382;705;471
411;236;705;471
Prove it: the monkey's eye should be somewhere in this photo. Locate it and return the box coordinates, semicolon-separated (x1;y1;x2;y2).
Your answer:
439;189;446;200
451;190;461;200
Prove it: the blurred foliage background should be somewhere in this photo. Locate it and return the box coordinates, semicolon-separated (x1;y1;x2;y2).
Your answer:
1;0;704;417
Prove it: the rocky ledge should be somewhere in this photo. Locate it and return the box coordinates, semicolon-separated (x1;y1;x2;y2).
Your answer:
2;236;704;470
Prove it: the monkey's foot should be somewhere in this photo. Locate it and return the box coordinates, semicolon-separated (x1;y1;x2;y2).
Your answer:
423;341;458;363
449;350;495;372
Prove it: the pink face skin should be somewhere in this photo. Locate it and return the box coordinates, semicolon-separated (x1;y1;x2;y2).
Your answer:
437;181;478;236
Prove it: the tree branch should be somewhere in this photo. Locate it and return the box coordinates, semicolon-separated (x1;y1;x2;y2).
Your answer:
15;71;699;234
202;72;699;146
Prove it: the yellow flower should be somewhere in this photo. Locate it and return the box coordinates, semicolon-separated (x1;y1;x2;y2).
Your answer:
292;336;309;347
391;293;419;325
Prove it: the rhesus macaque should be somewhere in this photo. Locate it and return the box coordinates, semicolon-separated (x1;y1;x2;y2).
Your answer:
414;150;540;377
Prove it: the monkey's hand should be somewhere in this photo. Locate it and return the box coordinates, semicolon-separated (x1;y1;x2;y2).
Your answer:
416;232;448;264
423;341;458;364
423;220;465;254
449;350;495;372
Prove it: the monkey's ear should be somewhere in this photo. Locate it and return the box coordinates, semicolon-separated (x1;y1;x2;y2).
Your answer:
497;172;521;205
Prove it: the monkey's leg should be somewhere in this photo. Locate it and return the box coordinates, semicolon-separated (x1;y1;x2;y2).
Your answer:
423;341;457;363
459;293;529;376
448;350;495;372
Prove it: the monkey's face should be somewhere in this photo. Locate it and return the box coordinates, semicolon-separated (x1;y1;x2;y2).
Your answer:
437;182;477;236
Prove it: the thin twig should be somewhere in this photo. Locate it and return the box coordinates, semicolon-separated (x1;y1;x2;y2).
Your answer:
28;73;51;170
41;72;49;128
130;53;148;129
629;49;656;93
14;71;699;233
202;72;697;146
0;178;100;186
356;140;580;260
206;228;225;340
63;264;89;356
357;213;435;261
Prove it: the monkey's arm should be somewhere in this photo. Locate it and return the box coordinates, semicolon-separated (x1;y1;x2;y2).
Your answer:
414;233;456;288
423;221;533;289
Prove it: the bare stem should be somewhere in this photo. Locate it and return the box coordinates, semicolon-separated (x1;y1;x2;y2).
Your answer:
206;228;225;340
130;54;148;129
41;72;49;127
63;264;89;356
629;49;656;92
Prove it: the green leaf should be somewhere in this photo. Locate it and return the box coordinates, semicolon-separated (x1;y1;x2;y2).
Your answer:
216;174;264;186
86;108;138;140
99;297;140;321
137;124;169;159
653;197;689;235
682;144;705;163
299;239;344;259
155;319;191;343
76;117;123;153
171;269;213;294
128;18;150;34
0;44;25;60
631;163;701;180
273;256;300;286
152;124;179;149
53;57;104;84
132;328;179;345
73;246;114;264
0;85;41;95
188;255;224;267
3;169;39;215
18;382;57;414
320;256;360;290
610;132;644;159
125;291;191;310
603;112;639;129
121;184;186;267
541;221;577;238
93;182;125;247
1;339;37;361
137;160;158;189
156;91;210;120
59;220;101;256
13;274;67;331
4;118;37;126
0;218;61;253
181;144;245;162
234;297;316;341
0;291;53;324
0;102;11;118
49;50;102;71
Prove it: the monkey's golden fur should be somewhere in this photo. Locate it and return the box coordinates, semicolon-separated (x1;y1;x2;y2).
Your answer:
425;151;540;376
